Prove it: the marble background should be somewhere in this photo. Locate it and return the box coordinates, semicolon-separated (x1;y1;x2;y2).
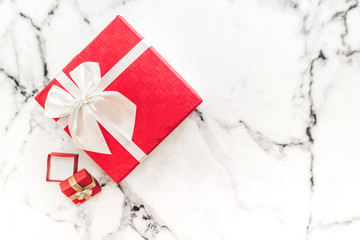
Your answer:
1;0;360;239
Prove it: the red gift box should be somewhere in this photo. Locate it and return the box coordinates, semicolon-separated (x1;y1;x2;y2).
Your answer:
46;152;79;182
60;169;101;206
35;16;202;182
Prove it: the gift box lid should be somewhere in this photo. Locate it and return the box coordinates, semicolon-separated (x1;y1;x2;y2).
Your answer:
46;152;79;182
35;16;202;183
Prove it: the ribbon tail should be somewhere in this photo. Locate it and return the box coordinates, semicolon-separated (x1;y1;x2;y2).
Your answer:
89;91;136;140
89;91;147;161
68;104;111;155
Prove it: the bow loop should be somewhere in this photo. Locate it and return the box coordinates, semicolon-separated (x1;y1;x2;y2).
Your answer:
44;86;77;118
44;62;137;155
70;62;101;97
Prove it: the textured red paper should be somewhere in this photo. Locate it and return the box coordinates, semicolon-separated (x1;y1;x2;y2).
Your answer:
35;16;202;182
60;169;101;206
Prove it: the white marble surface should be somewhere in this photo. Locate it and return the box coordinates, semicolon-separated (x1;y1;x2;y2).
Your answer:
1;0;360;239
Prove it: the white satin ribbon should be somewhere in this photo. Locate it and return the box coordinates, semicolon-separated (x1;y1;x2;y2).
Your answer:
44;40;149;161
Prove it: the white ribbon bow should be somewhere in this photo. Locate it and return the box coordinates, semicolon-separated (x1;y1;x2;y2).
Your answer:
76;188;93;200
44;62;137;155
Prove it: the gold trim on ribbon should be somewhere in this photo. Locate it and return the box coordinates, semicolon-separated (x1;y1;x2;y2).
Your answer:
68;175;96;201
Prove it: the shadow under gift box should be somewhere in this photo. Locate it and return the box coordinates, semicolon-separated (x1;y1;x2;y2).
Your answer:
60;169;101;206
35;16;202;183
